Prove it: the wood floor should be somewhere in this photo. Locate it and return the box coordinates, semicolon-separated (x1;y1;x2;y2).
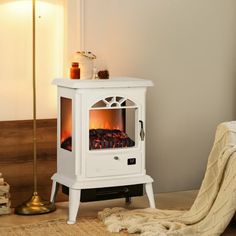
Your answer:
0;190;236;235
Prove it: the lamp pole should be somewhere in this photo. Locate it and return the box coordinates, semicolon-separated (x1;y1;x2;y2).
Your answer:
32;0;37;195
15;0;56;215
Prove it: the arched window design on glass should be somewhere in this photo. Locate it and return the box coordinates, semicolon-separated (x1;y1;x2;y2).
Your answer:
89;96;137;150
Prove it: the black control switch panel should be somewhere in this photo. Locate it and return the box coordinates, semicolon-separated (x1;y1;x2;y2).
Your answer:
127;158;136;165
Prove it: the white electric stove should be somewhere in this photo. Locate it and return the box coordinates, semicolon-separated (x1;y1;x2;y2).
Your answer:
50;77;155;224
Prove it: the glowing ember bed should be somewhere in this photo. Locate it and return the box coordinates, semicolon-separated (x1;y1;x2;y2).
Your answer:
50;77;155;224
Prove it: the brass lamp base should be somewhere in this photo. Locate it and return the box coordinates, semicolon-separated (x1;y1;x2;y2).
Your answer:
15;192;56;215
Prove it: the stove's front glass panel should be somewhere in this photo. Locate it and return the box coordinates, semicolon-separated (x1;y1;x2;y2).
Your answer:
89;97;136;150
60;97;72;151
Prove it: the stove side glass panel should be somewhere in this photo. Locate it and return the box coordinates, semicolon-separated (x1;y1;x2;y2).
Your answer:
60;97;72;152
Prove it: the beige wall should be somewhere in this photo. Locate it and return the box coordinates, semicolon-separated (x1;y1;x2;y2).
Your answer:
0;0;64;121
84;0;236;192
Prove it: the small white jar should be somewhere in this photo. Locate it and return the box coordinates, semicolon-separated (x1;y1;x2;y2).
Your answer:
72;51;96;80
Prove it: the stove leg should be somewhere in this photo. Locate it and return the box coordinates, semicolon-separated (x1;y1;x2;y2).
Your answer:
67;188;81;224
125;196;131;204
145;183;155;208
50;180;59;203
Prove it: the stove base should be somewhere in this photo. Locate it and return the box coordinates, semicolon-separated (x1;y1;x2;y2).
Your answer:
62;184;143;202
50;173;155;224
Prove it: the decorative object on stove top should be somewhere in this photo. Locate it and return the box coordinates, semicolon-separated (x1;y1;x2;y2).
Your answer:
51;77;156;224
72;51;96;80
15;0;55;215
97;70;109;79
0;173;11;215
92;67;98;80
70;62;80;79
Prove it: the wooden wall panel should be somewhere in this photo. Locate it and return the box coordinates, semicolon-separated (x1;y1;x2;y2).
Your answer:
0;119;67;207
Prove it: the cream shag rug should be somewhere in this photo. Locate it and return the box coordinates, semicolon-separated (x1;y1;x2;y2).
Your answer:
99;122;236;236
0;217;135;236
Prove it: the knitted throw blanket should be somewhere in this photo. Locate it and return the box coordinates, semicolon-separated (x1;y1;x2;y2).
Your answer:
98;121;236;236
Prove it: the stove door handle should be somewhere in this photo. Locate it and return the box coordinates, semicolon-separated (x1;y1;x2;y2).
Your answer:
139;120;145;141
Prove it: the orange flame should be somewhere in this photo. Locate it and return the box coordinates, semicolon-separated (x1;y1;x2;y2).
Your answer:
90;109;124;131
61;98;72;143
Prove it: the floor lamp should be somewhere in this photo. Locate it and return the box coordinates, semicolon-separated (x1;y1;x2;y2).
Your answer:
15;0;56;215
